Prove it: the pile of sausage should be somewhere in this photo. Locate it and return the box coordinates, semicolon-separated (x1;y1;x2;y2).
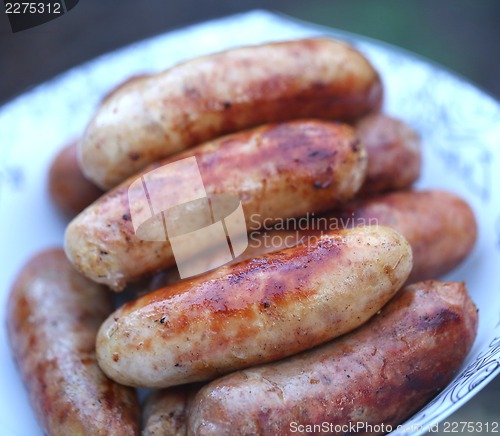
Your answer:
7;38;479;435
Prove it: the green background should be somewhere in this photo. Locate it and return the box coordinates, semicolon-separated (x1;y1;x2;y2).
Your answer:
1;0;499;103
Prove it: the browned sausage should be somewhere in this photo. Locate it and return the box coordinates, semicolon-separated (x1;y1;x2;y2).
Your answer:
142;384;200;436
332;190;477;282
48;142;103;218
187;280;478;435
50;113;417;222
152;190;476;290
6;248;140;435
96;226;412;388
356;113;421;195
79;37;382;189
247;189;477;283
66;120;367;290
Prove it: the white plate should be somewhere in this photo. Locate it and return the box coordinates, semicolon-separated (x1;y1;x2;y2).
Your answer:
1;10;499;435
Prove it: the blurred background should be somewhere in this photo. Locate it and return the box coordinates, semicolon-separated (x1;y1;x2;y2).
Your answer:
1;0;500;103
1;0;499;431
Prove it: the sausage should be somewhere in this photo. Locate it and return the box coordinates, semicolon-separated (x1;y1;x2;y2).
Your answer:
332;190;477;282
150;190;476;290
250;190;477;283
48;142;103;218
355;113;421;195
49;113;416;223
65;120;367;290
142;385;200;436
187;280;478;435
6;249;140;435
79;38;382;188
96;225;412;388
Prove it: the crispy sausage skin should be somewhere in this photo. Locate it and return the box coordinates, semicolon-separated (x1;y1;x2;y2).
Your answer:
79;38;383;189
66;120;367;290
6;249;140;435
142;384;200;436
96;226;412;388
48;142;103;218
333;190;477;282
188;281;478;435
356;114;421;195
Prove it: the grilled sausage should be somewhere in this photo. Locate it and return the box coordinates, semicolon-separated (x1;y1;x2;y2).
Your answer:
79;38;382;188
356;113;421;195
6;249;140;435
48;142;103;218
96;226;412;388
333;190;477;282
142;385;200;436
150;190;476;290
249;190;477;283
66;120;367;290
188;280;478;435
49;113;416;222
